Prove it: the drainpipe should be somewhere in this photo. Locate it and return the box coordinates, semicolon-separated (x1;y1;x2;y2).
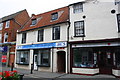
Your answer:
67;21;71;74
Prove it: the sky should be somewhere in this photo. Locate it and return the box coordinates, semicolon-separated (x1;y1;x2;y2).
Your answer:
0;0;82;18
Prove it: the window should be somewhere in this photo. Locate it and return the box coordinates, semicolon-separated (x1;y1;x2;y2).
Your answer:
0;23;3;30
38;29;44;42
5;21;10;28
22;33;26;44
35;49;50;67
74;21;85;37
53;26;60;40
51;12;58;20
117;14;120;32
73;48;94;67
115;47;120;68
16;50;30;64
4;33;8;43
31;19;37;25
73;3;83;13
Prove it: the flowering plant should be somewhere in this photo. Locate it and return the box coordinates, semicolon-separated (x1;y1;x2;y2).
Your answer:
0;70;20;80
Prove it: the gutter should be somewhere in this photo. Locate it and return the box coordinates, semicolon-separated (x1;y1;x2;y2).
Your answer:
67;21;71;73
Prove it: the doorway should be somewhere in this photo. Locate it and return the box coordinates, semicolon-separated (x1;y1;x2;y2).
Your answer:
98;49;113;74
57;51;66;73
34;54;38;70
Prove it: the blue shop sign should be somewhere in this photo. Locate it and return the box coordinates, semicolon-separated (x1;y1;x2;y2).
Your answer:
17;42;67;50
0;46;7;52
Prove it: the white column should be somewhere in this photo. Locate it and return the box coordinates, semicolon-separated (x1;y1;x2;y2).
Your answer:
29;49;33;69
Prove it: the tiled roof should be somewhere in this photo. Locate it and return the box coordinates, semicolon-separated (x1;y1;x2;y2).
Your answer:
0;9;26;22
19;7;69;32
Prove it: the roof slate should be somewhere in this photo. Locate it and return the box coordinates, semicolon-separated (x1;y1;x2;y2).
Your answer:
19;7;69;32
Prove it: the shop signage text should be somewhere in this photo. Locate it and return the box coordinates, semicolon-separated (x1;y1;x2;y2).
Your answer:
17;42;67;50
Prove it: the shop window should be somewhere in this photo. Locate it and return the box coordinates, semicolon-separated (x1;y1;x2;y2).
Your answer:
73;3;83;13
115;47;120;68
16;50;29;65
36;49;50;67
73;48;95;67
52;26;60;40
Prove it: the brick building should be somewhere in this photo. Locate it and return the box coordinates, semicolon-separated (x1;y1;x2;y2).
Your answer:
0;9;30;66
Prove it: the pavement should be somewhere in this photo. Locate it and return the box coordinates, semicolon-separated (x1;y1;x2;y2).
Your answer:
0;66;120;80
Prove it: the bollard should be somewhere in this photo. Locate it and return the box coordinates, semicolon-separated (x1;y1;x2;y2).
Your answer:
30;64;33;74
11;63;14;71
19;74;24;80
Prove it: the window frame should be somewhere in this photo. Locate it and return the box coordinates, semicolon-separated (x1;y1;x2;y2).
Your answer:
37;29;44;42
16;50;30;65
0;23;3;30
72;48;94;68
52;26;60;40
74;21;85;37
51;12;58;21
31;19;37;25
4;33;8;43
21;33;27;44
35;49;50;67
5;21;10;28
117;14;120;32
73;3;83;13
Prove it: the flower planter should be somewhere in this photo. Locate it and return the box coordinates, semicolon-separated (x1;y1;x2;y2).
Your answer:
0;70;24;80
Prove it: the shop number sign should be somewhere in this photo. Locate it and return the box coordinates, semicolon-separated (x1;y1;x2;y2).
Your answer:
1;55;7;63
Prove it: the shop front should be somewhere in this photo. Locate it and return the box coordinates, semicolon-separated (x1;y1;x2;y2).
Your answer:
70;40;120;76
16;42;68;73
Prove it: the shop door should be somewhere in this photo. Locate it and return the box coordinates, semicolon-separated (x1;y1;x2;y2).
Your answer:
98;51;113;74
57;51;66;73
34;54;38;70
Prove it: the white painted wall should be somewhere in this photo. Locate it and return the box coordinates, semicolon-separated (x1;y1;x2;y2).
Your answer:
69;1;119;42
16;23;68;46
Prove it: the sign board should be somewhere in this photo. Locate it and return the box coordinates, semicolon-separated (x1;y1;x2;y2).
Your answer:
17;42;67;50
1;55;7;63
0;46;7;52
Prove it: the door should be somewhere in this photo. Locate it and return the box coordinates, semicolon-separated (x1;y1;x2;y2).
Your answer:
57;51;66;73
34;54;38;70
98;51;113;74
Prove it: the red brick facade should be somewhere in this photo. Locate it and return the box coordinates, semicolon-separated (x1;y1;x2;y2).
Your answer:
0;9;30;66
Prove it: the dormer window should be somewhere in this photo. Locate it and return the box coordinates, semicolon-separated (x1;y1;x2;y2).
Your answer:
31;19;37;25
51;12;58;20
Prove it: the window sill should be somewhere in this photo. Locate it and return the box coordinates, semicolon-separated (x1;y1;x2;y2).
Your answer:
72;66;98;69
74;35;85;37
38;65;50;67
16;63;29;65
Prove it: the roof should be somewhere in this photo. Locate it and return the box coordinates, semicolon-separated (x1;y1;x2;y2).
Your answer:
19;7;69;32
0;9;26;22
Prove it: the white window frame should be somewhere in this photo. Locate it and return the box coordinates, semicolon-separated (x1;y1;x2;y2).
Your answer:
4;33;8;43
73;3;83;13
0;23;3;30
5;21;10;28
